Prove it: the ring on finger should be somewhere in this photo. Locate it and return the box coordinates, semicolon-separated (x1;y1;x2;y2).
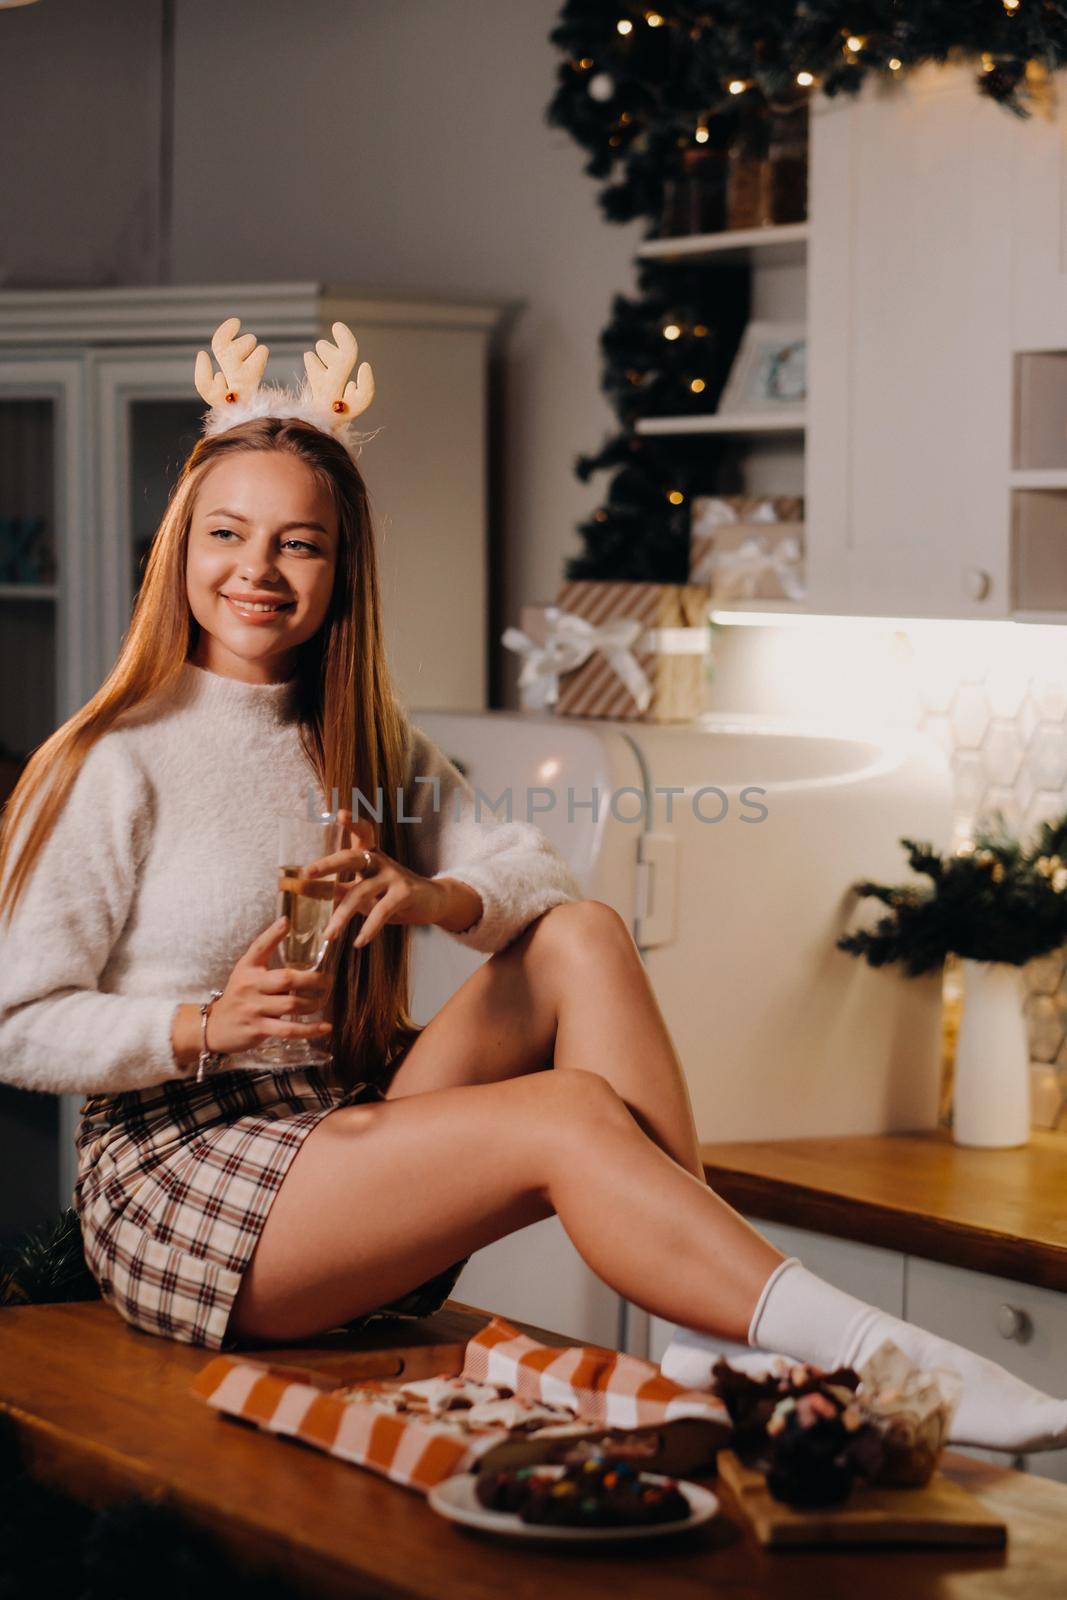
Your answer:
358;848;379;878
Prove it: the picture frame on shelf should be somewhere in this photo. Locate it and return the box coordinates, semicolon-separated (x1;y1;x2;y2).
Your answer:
717;321;807;414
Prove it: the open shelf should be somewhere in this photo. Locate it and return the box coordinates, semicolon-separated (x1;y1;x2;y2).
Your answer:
1010;470;1067;491
630;192;809;603
636;409;806;437
1011;487;1067;613
0;583;57;601
1014;352;1067;473
710;596;808;616
1012;611;1067;626
636;223;809;267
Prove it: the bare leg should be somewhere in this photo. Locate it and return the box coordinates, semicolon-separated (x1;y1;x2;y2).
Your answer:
228;1068;783;1345
386;900;704;1179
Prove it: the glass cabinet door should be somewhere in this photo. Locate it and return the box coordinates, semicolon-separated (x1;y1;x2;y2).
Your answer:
0;356;88;1238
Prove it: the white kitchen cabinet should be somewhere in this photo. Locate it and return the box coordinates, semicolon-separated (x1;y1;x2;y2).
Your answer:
906;1254;1067;1484
454;1216;624;1354
0;282;502;1228
642;66;1067;623
0;357;90;1245
807;65;1016;620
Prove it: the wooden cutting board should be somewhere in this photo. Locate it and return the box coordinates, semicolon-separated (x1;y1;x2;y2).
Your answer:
717;1449;1008;1549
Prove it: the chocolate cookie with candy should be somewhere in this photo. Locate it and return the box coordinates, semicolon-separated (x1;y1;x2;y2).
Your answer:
476;1455;690;1528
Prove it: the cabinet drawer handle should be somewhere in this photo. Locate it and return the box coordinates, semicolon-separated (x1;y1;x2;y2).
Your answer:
964;567;992;601
997;1304;1032;1343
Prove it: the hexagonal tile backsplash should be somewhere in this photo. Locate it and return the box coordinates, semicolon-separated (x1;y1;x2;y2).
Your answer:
918;660;1067;1130
710;621;1067;1131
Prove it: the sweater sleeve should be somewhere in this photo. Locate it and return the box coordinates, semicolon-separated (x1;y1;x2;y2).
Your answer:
401;721;582;955
0;736;186;1096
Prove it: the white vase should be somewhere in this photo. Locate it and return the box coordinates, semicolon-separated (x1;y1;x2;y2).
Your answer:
952;958;1031;1149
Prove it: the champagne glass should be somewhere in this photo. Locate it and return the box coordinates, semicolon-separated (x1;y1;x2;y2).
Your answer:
234;811;343;1071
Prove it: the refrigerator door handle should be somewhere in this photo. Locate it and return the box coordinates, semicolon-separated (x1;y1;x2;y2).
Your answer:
634;833;677;949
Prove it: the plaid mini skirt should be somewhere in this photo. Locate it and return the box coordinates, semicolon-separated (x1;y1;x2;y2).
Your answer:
72;1063;468;1353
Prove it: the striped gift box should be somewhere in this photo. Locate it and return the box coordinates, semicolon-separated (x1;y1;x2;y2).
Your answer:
190;1315;731;1495
689;495;806;600
553;581;711;722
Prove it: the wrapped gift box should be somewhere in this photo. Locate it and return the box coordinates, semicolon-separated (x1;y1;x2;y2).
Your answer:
551;580;711;722
689;495;805;602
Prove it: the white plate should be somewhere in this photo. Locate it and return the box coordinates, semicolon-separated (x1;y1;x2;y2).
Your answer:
428;1466;719;1544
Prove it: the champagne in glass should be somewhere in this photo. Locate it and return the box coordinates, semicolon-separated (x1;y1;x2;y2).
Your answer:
244;812;342;1070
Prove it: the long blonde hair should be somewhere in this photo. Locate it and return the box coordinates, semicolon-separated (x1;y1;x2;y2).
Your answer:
0;416;421;1088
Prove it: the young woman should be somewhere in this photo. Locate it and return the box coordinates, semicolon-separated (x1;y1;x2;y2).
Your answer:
0;320;1063;1460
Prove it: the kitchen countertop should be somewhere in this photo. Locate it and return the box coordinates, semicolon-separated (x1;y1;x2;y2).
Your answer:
2;1298;1066;1597
700;1128;1067;1292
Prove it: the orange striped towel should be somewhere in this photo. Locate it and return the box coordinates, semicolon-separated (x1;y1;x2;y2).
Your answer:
190;1315;731;1494
462;1317;730;1429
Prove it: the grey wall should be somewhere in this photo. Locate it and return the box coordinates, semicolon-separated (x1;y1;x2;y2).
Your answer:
1;0;643;703
0;0;166;287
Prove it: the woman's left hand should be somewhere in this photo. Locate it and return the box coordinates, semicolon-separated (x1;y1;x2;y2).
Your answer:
302;808;483;948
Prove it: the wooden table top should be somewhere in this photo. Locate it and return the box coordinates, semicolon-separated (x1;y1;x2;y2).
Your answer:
2;1298;1067;1597
701;1128;1067;1291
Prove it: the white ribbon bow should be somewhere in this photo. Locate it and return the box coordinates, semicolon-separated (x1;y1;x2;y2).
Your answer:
706;532;806;602
502;606;653;712
696;497;780;530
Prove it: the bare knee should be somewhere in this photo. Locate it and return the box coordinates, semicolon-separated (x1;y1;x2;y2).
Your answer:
523;899;636;968
533;1065;634;1144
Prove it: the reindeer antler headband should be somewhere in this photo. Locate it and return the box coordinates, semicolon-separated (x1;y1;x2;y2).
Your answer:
193;315;377;457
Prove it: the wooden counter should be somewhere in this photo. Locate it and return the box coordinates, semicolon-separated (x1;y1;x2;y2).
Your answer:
701;1128;1067;1293
2;1298;1067;1597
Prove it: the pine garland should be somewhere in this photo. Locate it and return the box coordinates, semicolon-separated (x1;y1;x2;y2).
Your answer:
0;1207;100;1308
837;811;1067;975
548;2;1067;229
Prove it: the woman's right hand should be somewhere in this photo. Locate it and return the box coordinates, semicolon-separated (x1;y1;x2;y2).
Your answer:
205;915;333;1057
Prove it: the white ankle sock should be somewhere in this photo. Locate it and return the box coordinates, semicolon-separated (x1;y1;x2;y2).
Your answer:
660;1256;1067;1454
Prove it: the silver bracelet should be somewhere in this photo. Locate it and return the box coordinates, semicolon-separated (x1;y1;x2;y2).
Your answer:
195;989;226;1083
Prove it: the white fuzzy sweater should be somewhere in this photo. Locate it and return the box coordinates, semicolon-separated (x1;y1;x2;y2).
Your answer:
0;662;580;1097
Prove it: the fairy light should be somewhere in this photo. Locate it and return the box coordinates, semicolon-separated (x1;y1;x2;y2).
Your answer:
668;489;685;505
728;78;748;95
796;70;815;87
846;34;865;53
693;323;708;337
888;56;902;70
1003;0;1019;11
695;115;709;143
663;322;682;340
982;51;995;71
689;378;706;393
645;9;664;24
578;57;593;69
617;17;633;34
